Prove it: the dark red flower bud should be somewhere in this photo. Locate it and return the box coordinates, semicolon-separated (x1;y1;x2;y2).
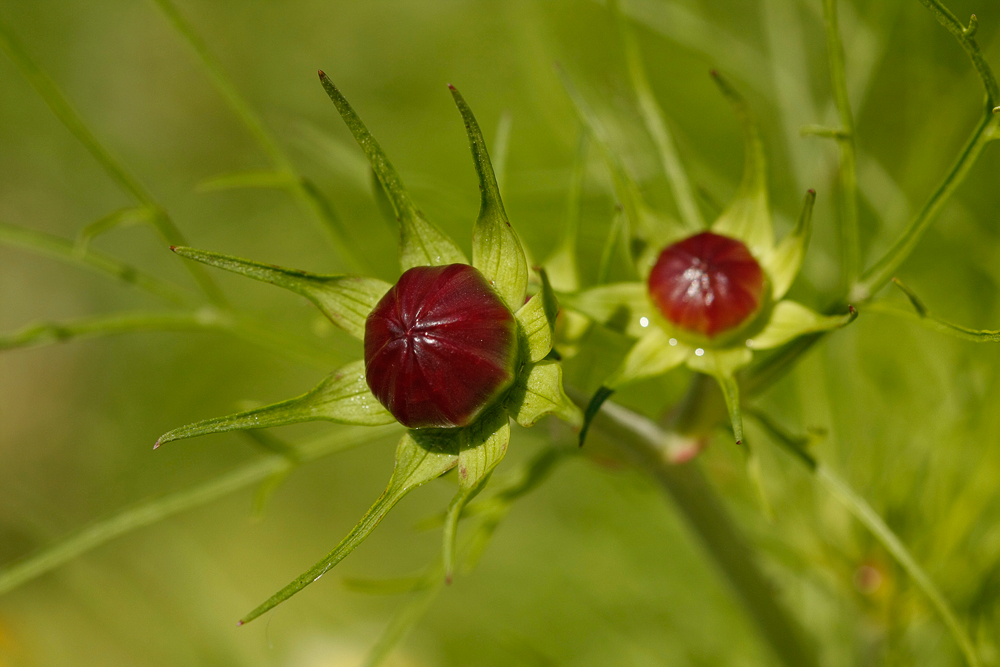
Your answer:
364;264;519;428
647;231;765;338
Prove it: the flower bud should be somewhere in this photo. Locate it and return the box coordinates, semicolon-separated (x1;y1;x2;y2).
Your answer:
647;231;765;338
364;264;519;428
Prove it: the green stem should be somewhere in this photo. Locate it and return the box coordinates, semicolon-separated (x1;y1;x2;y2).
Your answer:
589;400;819;667
0;19;227;306
151;0;363;271
822;0;860;287
0;424;400;596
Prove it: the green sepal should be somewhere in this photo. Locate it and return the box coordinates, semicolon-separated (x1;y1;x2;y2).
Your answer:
764;190;815;300
746;301;856;350
506;360;582;428
607;327;692;388
559;282;652;338
154;360;393;448
171;246;389;340
318;72;467;271
238;429;459;625
686;347;752;445
515;269;559;363
442;406;510;581
709;71;773;257
450;85;529;311
578;386;615;448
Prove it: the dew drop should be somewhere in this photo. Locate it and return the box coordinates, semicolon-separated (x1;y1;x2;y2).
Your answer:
695;348;705;357
668;338;678;346
639;317;649;328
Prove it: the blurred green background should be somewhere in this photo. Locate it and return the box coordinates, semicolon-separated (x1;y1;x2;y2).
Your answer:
2;0;1000;664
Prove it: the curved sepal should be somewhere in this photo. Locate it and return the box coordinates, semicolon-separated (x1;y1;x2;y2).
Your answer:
442;406;510;581
559;282;653;338
506;360;582;428
318;72;467;271
450;85;529;310
686;347;751;445
607;327;692;389
764;190;815;300
515;269;559;363
238;429;458;625
171;246;389;340
709;71;773;256
746;301;857;350
154;361;393;448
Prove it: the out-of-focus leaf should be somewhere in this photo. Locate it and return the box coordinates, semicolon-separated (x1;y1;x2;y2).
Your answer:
239;429;459;625
0;221;189;305
747;301;856;350
506;360;582;428
545;131;587;292
877;278;1000;343
515;270;558;363
0;311;219;352
686;347;752;445
442;407;510;580
318;72;467;271
154;360;394;447
195;170;295;192
559;282;652;338
607;327;691;388
450;85;528;311
612;0;703;232
764;190;815;300
171;246;389;339
709;71;773;257
74;206;157;253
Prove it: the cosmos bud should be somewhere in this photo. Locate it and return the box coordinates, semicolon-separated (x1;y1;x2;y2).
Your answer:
647;231;765;338
364;263;519;428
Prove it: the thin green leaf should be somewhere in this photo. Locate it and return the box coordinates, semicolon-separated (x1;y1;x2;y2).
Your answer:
506;360;582;428
686;347;752;445
607;327;691;389
450;85;528;309
155;360;394;448
514;269;558;363
558;282;652;338
579;386;615;448
611;0;703;232
74;207;157;255
0;220;188;305
171;246;389;339
0;19;225;305
491;111;513;194
442;407;510;581
0;424;399;596
239;429;459;625
0;311;218;352
597;207;629;285
746;301;856;350
763;190;815;300
196;170;296;192
318;72;466;271
859;279;1000;343
709;71;773;256
545;131;588;292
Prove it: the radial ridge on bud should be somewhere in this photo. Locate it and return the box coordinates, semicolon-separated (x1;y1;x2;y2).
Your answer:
364;264;518;428
648;231;765;337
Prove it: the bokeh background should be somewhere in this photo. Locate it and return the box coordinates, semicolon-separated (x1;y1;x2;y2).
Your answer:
2;0;1000;664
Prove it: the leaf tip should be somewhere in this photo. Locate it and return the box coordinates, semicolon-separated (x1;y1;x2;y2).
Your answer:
447;83;456;91
736;439;742;446
153;438;162;450
236;619;245;627
807;188;816;195
710;69;719;78
317;69;326;79
445;571;454;585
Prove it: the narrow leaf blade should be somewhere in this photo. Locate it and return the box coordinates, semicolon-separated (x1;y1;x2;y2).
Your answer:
172;246;389;339
240;430;459;624
450;85;528;310
763;190;815;300
318;72;466;271
709;71;773;256
155;360;394;447
686;347;752;445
